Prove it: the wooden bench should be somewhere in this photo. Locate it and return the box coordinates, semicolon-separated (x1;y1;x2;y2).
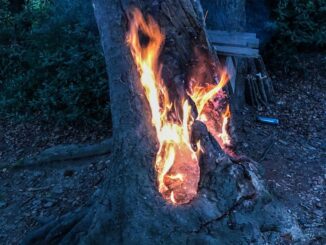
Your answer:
207;30;274;107
207;30;260;58
207;30;260;93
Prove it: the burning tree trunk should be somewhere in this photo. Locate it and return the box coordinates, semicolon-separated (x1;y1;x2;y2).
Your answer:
25;1;300;244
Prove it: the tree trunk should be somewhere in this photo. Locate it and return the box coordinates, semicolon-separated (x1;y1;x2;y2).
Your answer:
24;1;300;244
201;0;246;31
202;0;275;110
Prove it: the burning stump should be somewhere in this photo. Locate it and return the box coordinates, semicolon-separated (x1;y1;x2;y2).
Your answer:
25;1;302;244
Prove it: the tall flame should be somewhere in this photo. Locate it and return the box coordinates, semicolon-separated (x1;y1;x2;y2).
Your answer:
189;70;229;119
127;8;232;205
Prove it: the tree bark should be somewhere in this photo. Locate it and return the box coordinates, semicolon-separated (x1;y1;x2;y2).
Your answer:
24;1;300;244
201;0;246;31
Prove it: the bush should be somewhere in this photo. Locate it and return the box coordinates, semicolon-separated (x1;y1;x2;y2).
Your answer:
275;0;326;48
0;0;109;125
264;0;326;72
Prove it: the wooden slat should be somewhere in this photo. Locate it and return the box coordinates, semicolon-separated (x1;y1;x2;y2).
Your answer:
207;30;259;48
207;30;257;39
213;45;259;58
247;39;260;48
225;57;237;93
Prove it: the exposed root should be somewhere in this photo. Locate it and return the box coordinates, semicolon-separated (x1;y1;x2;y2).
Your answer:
23;208;92;245
9;138;112;170
192;193;256;234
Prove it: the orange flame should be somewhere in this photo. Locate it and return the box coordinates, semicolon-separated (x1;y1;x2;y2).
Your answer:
127;8;200;205
219;105;232;146
187;49;233;153
127;8;232;205
189;70;229;119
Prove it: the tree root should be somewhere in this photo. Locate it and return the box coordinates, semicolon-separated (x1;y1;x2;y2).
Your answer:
23;208;93;245
10;138;113;169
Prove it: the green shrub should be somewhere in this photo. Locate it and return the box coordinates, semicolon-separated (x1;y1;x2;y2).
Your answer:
275;0;326;48
0;0;109;125
265;0;326;72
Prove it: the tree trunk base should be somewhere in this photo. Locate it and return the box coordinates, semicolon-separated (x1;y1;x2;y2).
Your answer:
24;123;302;245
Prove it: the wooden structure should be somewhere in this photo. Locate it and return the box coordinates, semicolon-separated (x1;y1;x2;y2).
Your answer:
207;30;259;58
207;29;273;106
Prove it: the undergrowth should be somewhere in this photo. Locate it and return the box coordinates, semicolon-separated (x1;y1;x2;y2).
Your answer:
0;0;109;125
265;0;326;72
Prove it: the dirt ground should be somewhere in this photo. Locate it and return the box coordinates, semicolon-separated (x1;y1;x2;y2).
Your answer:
0;53;325;244
237;53;326;243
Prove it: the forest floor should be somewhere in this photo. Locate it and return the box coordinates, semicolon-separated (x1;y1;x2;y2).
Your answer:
0;53;325;244
237;52;325;244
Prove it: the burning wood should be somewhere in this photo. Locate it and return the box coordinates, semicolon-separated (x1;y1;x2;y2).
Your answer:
126;8;233;205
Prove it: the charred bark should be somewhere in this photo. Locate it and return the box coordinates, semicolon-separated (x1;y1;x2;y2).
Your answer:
24;1;300;244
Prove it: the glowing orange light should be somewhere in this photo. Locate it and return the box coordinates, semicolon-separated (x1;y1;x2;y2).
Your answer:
126;8;232;205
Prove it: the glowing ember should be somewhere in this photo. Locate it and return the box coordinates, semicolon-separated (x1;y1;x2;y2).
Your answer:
127;8;232;205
